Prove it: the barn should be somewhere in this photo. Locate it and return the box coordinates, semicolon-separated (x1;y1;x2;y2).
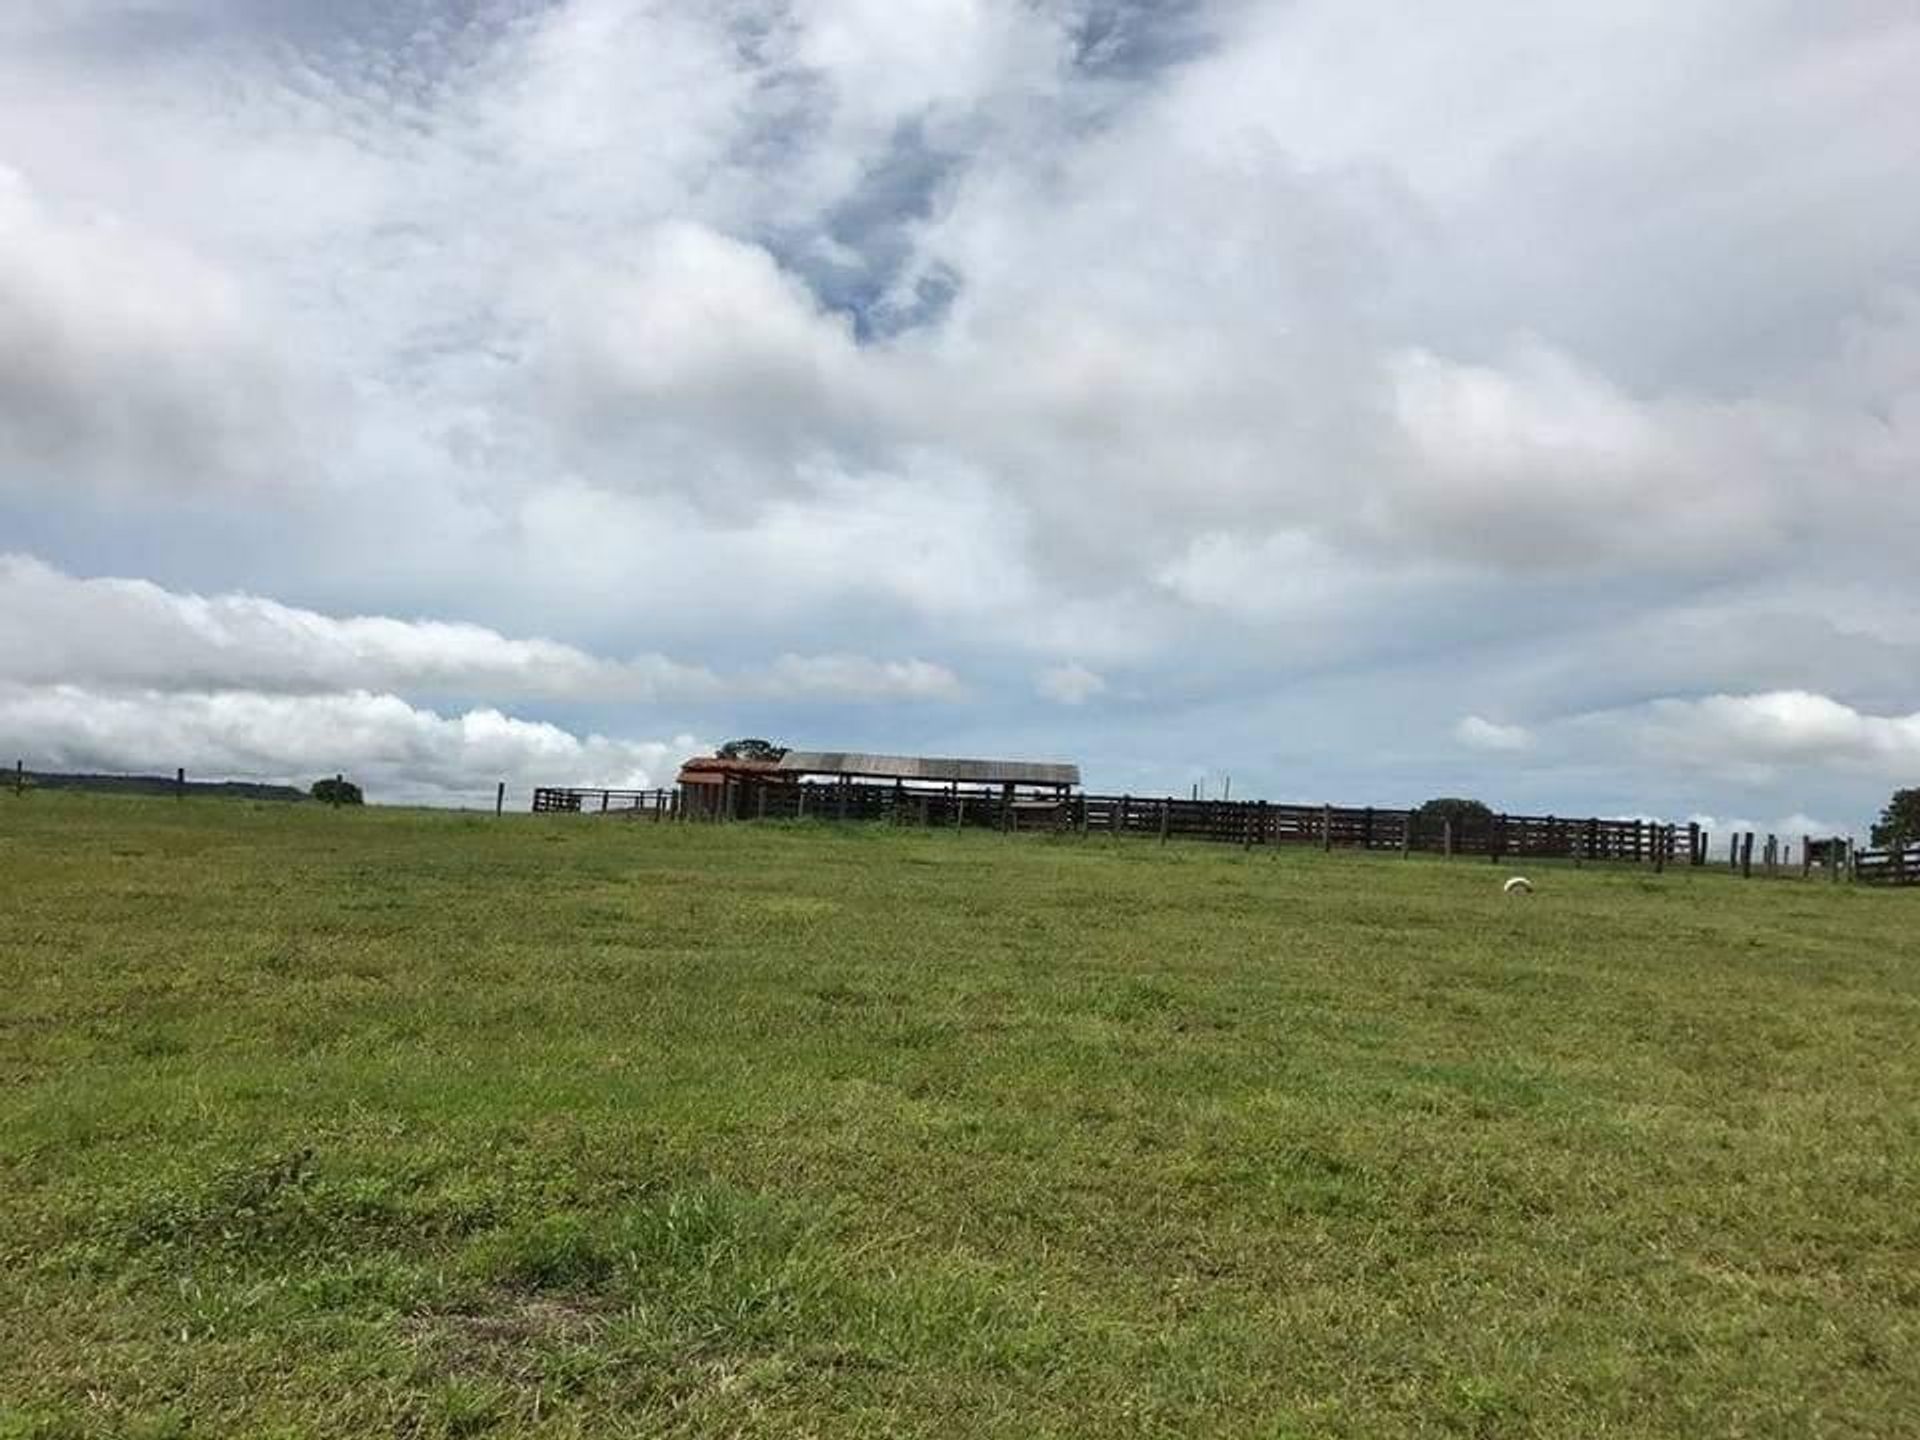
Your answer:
774;751;1081;828
776;751;1079;797
674;755;794;821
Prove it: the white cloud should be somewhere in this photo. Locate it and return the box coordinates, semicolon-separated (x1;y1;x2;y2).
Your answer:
0;555;961;705
0;4;1917;818
1379;344;1785;569
0;682;696;807
534;222;869;506
1155;531;1373;620
0;165;309;497
1035;662;1106;706
1454;715;1533;752
767;653;965;702
1624;691;1920;775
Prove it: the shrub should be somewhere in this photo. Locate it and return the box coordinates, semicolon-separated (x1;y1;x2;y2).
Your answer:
1416;797;1494;832
310;777;364;806
1870;787;1920;849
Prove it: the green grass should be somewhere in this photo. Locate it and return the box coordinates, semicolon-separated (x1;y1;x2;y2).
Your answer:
2;793;1917;1438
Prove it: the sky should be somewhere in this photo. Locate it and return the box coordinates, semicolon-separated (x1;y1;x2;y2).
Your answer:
2;1;1917;831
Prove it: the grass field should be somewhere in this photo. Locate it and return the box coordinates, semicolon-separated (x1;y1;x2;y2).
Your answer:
2;794;1917;1438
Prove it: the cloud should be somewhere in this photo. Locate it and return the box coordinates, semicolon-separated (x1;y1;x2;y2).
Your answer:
0;4;1916;823
0;682;696;807
1454;715;1533;753
1378;344;1791;570
533;222;869;508
766;653;964;702
0;555;961;705
1036;662;1106;705
0;165;308;498
1621;691;1920;775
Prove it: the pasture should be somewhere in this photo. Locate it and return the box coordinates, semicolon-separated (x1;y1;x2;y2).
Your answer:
2;794;1916;1438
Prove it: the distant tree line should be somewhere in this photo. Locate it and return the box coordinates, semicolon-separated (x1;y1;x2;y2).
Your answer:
9;769;306;802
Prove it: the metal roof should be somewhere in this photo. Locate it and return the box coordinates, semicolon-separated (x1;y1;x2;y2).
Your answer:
776;751;1081;787
677;757;785;775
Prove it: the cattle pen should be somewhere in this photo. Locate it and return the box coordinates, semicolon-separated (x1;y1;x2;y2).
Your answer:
529;765;1892;881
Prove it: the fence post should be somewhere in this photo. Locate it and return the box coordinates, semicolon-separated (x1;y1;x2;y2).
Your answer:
1322;804;1333;852
1401;810;1413;857
495;781;505;817
1159;799;1169;845
13;759;21;796
176;766;186;801
1653;826;1666;874
1740;832;1754;879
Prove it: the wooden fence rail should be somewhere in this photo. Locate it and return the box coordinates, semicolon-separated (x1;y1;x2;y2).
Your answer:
531;787;676;816
1855;843;1920;887
532;782;1709;864
529;781;1900;885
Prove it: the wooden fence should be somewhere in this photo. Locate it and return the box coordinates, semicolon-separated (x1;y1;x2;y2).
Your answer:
532;787;676;816
528;780;1908;885
1855;843;1920;887
532;781;1706;866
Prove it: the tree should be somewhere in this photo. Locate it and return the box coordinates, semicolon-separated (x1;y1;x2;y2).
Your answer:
311;776;364;806
1416;797;1494;833
717;738;787;762
1871;787;1920;849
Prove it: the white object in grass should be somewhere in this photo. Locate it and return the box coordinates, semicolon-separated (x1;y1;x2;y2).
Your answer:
1503;876;1534;895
